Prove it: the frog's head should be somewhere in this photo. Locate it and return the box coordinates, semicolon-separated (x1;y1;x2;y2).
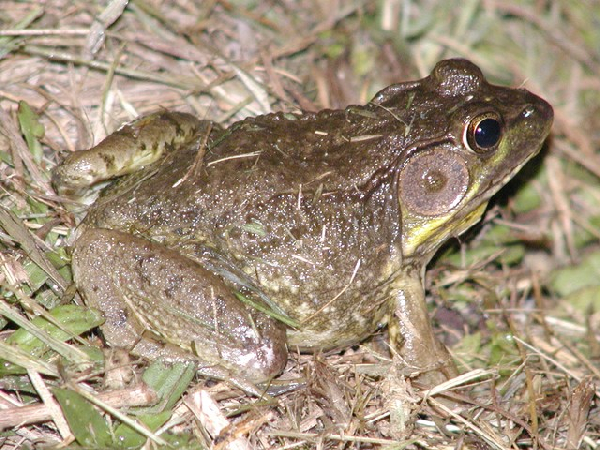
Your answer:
374;59;553;259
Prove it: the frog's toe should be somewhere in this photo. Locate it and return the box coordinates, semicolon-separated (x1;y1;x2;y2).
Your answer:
214;326;288;382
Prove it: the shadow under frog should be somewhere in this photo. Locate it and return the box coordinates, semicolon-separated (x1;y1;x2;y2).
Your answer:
53;59;553;391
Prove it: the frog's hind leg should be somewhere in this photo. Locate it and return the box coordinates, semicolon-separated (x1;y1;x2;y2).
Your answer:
52;112;208;196
72;227;288;387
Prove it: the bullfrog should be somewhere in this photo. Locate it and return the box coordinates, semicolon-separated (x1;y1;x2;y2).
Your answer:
53;59;553;389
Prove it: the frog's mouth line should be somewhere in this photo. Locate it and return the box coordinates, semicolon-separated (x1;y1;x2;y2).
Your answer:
475;151;539;204
457;147;541;223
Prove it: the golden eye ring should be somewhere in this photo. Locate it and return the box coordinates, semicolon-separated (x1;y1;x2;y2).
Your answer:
465;112;503;152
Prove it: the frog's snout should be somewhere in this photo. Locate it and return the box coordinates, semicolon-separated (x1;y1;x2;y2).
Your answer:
523;92;554;133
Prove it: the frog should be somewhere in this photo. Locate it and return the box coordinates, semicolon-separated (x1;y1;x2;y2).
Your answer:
53;59;553;390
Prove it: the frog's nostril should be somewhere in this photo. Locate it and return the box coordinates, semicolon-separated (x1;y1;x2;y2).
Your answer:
523;92;554;123
522;105;536;118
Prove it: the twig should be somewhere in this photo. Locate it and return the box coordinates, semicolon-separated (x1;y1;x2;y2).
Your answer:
0;384;158;430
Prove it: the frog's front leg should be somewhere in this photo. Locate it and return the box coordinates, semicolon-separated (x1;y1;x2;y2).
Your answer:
386;265;458;436
389;265;457;385
52;112;207;196
72;227;288;387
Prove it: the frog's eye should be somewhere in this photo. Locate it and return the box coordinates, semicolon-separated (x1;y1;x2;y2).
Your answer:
399;150;469;216
465;112;503;152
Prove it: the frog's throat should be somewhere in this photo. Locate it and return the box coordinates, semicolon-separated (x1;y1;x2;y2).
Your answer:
401;202;488;257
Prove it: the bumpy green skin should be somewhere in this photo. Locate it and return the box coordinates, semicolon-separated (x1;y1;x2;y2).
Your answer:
53;60;553;385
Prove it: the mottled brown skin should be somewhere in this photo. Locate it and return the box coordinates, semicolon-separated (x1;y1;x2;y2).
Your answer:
53;60;553;387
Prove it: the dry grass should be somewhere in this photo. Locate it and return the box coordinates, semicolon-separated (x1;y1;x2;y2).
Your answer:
1;1;599;448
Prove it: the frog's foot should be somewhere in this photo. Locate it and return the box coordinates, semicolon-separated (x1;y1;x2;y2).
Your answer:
390;301;458;390
128;339;271;397
72;227;288;388
405;340;457;387
384;341;458;438
52;112;205;196
392;315;458;389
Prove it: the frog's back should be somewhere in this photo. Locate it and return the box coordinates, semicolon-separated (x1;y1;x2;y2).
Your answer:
83;106;410;237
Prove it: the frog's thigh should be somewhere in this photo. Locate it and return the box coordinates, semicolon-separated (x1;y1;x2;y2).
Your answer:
72;228;287;382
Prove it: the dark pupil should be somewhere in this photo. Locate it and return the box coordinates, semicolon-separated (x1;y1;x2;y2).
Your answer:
474;118;501;148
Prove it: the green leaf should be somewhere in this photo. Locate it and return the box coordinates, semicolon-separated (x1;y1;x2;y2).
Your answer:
550;252;600;297
442;224;526;268
0;339;58;376
27;196;48;215
53;388;113;448
453;332;482;370
112;361;196;448
113;411;171;449
442;241;524;268
488;330;519;367
235;292;300;328
22;258;49;293
47;250;73;284
240;220;266;237
483;224;511;242
511;181;541;214
564;285;600;313
0;149;12;165
141;360;196;413
17;101;45;165
7;305;104;354
0;305;104;375
573;215;600;249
